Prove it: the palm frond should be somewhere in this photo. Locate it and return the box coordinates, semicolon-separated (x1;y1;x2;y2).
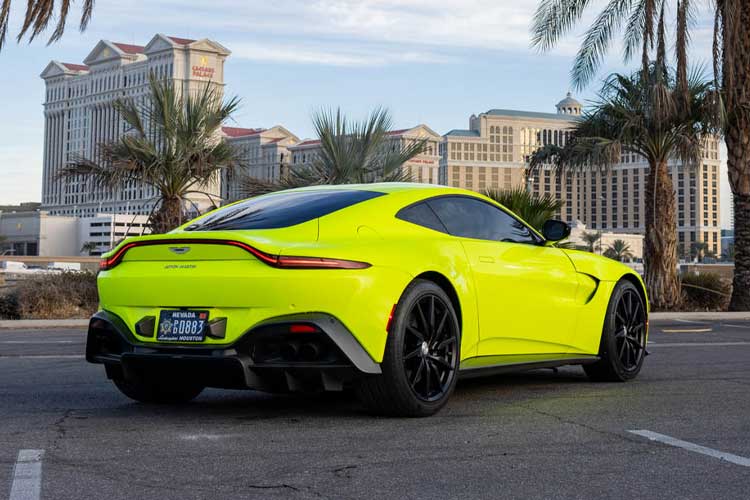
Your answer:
571;0;634;90
483;187;564;231
531;0;593;52
623;1;646;62
7;0;94;49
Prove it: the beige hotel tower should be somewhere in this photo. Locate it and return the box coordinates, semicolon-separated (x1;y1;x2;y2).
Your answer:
439;93;722;259
40;34;230;217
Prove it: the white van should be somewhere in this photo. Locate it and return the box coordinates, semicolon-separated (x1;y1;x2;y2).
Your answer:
46;262;81;272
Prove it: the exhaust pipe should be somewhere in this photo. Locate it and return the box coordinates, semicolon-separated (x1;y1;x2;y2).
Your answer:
299;342;321;362
280;342;299;361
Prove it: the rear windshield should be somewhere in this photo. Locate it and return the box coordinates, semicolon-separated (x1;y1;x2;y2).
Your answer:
184;189;386;231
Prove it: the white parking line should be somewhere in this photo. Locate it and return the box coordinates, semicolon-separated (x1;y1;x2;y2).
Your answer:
629;430;750;467
660;328;713;333
647;341;750;347
0;355;84;360
0;341;76;344
179;433;241;441
723;324;750;329
9;449;44;500
673;318;710;325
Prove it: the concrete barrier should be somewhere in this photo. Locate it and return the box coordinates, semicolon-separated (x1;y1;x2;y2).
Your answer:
0;319;89;329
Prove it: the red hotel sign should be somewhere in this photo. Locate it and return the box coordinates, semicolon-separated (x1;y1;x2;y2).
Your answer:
192;65;215;78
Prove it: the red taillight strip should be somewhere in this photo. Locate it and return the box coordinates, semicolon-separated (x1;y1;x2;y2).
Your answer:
99;238;370;271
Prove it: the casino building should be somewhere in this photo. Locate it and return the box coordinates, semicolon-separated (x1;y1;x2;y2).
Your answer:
40;34;230;217
220;125;300;203
439;93;722;259
286;124;443;187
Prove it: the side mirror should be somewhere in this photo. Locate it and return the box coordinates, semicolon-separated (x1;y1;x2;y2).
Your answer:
542;219;570;242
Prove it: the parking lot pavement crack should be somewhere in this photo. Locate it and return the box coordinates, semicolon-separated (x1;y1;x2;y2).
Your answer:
513;403;640;443
245;483;327;498
50;409;74;451
332;464;358;479
40;454;328;498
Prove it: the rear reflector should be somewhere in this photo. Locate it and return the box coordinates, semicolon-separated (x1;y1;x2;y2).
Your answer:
386;304;397;332
98;238;370;271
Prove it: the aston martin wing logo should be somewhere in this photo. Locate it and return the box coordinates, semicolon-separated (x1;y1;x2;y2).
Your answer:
169;247;191;255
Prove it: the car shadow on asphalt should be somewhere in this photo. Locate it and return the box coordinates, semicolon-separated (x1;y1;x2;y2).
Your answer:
98;367;595;420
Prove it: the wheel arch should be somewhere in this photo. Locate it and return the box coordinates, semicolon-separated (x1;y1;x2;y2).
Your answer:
414;271;463;331
619;273;649;316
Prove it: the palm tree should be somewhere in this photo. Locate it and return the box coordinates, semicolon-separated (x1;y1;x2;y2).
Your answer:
716;3;750;309
60;75;242;234
581;231;602;253
690;241;710;263
482;187;563;232
531;1;750;309
242;108;425;196
1;0;93;51
532;63;719;309
604;239;635;262
80;241;98;255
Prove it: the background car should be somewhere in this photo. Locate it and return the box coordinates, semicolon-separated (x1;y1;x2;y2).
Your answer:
87;183;648;416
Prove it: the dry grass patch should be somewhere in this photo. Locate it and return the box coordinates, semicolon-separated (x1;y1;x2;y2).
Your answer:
0;271;98;319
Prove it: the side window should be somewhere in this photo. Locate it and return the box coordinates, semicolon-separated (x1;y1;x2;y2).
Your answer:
396;202;447;233
427;196;539;244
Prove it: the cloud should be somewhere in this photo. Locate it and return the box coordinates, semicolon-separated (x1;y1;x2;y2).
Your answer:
78;0;561;68
230;41;450;66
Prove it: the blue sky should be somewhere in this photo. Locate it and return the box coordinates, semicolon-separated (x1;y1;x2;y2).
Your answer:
0;0;732;227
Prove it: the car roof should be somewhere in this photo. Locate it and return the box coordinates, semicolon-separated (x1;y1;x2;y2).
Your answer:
279;182;476;196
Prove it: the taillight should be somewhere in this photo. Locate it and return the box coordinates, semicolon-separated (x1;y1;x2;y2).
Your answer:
275;255;370;269
98;239;370;271
99;242;138;271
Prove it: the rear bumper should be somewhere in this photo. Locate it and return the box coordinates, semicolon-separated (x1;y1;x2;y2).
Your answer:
86;310;381;392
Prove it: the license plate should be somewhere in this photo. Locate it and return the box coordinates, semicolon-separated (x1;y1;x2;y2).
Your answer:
157;310;208;342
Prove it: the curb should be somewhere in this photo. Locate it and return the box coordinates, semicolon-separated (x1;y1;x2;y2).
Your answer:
649;312;750;321
0;319;89;329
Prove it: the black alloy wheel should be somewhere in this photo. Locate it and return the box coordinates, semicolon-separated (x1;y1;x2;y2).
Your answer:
402;294;459;402
356;279;461;417
612;287;647;371
584;279;648;382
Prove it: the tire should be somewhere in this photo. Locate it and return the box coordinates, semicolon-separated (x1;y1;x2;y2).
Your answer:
112;375;204;404
584;279;648;382
357;279;461;417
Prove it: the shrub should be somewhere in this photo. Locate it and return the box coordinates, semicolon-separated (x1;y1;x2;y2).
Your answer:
9;271;99;319
681;272;730;311
0;292;20;319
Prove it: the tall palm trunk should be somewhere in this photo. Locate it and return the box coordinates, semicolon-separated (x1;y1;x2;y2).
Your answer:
151;197;183;234
726;3;750;310
645;160;681;309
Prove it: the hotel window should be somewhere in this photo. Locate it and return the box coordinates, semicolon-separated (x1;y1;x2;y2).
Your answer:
465;167;474;187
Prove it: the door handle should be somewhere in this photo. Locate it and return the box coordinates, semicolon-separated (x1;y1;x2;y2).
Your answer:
479;256;495;263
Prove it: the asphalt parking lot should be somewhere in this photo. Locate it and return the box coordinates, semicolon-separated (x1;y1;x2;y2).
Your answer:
1;319;749;499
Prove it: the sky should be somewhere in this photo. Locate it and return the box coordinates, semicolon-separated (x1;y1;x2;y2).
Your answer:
0;0;733;228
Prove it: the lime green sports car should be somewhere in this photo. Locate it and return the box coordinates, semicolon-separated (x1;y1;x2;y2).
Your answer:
87;183;648;416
